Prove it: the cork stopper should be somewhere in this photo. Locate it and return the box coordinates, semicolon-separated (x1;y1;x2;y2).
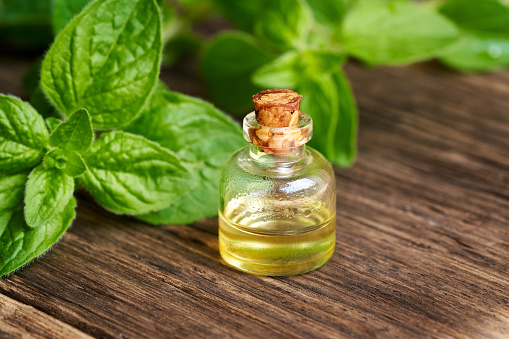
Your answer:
253;89;302;128
245;89;312;155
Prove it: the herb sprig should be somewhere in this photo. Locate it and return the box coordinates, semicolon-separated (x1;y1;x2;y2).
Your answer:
0;0;243;277
203;0;509;167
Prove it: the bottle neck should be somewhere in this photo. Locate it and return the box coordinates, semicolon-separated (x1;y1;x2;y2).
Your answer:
249;144;306;167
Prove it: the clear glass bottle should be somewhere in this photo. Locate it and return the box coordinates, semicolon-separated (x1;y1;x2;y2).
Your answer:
218;95;336;276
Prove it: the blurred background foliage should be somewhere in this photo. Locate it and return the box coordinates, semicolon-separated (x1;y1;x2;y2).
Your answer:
1;0;509;168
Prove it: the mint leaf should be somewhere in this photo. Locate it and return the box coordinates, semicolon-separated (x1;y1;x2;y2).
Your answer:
81;131;194;215
341;2;459;65
49;108;93;152
254;0;313;51
252;51;301;89
52;0;91;35
45;117;63;133
0;172;28;229
24;165;74;228
201;32;274;114
124;84;244;224
439;0;509;35
44;148;87;177
252;50;345;88
299;70;357;167
300;50;345;78
439;0;509;72
41;0;162;129
440;34;509;72
329;70;358;167
0;95;49;175
213;0;267;32
0;196;76;278
307;0;349;27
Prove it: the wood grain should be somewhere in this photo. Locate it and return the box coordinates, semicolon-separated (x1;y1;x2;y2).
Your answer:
0;294;92;339
0;55;508;338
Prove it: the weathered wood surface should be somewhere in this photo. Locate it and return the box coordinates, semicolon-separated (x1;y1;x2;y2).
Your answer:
0;54;508;338
0;294;92;339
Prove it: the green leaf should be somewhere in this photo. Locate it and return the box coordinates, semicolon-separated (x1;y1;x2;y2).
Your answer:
212;0;267;31
45;117;63;133
49;108;93;152
301;50;345;77
341;2;459;65
298;70;357;167
440;34;509;72
307;0;348;27
124;84;244;224
81;131;194;215
0;95;49;175
252;50;345;88
41;0;162;129
24;164;74;228
52;0;92;35
0;196;76;278
254;0;313;50
329;71;358;166
439;0;509;72
252;51;302;89
439;0;509;35
0;172;28;230
43;148;87;177
201;32;274;114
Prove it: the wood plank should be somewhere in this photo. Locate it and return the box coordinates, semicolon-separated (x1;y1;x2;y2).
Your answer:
0;57;508;338
0;294;92;339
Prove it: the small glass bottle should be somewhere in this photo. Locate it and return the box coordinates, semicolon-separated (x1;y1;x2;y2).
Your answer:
218;89;336;276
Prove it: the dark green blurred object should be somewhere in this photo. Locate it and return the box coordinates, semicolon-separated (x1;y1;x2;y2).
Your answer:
52;0;91;35
201;32;274;114
0;0;53;50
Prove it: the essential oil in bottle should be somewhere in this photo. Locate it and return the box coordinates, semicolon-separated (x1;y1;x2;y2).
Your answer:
218;89;336;276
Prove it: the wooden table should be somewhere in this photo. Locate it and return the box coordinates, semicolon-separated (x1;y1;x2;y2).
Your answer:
0;54;508;338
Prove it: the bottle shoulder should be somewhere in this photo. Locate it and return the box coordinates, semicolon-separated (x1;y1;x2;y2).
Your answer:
221;146;335;186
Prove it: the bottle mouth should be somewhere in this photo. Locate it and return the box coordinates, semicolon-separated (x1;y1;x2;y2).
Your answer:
243;112;313;154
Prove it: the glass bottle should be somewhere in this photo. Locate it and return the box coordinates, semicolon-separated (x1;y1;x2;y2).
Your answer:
218;89;336;276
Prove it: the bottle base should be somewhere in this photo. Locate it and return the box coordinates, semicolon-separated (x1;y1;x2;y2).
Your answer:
219;245;335;276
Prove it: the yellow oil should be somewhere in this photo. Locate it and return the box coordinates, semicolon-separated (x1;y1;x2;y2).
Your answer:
219;206;335;276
